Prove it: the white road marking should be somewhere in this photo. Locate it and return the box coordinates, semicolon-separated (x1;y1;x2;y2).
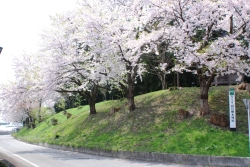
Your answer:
0;146;40;167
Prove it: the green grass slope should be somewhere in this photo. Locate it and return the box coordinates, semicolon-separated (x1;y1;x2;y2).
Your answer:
14;86;250;157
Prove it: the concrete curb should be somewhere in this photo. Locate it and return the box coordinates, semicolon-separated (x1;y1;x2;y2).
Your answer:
34;142;250;167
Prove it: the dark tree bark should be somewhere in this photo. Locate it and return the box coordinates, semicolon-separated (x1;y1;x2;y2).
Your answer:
196;22;216;116
38;99;42;123
119;64;137;112
199;81;210;116
198;69;216;116
80;84;98;115
230;15;233;34
118;45;138;112
25;113;36;129
177;72;180;87
126;72;136;111
161;73;168;90
57;80;98;115
88;98;97;115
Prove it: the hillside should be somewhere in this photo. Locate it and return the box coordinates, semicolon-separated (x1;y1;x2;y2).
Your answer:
14;86;250;157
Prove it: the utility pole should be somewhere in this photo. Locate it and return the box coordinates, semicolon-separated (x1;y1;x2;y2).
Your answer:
0;47;3;54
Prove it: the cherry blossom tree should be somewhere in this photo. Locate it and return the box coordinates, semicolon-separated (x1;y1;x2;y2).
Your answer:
133;0;250;115
42;0;147;112
4;0;248;120
40;7;113;114
82;0;150;111
0;53;57;126
0;82;30;124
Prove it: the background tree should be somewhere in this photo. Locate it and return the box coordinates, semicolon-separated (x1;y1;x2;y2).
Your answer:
142;50;175;90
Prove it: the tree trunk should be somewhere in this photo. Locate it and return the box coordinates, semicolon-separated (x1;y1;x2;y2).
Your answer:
199;84;210;116
162;81;167;90
38;99;42;123
25;117;29;128
177;72;180;87
25;114;36;129
127;72;136;111
198;69;216;116
79;84;98;115
30;117;36;129
127;82;135;111
88;98;97;115
120;64;137;112
230;15;233;34
161;73;168;90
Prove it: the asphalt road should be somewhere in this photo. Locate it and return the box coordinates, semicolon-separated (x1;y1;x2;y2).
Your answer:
0;135;206;167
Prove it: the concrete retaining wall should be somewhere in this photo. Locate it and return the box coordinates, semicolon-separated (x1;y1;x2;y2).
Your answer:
37;143;250;167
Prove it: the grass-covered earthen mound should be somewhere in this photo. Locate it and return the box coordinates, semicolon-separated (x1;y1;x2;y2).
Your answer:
14;86;250;157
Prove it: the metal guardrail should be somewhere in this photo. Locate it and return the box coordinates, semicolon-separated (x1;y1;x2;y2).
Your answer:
0;131;13;135
0;128;20;135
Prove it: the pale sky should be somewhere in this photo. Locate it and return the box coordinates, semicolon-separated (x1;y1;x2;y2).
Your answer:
0;0;77;84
